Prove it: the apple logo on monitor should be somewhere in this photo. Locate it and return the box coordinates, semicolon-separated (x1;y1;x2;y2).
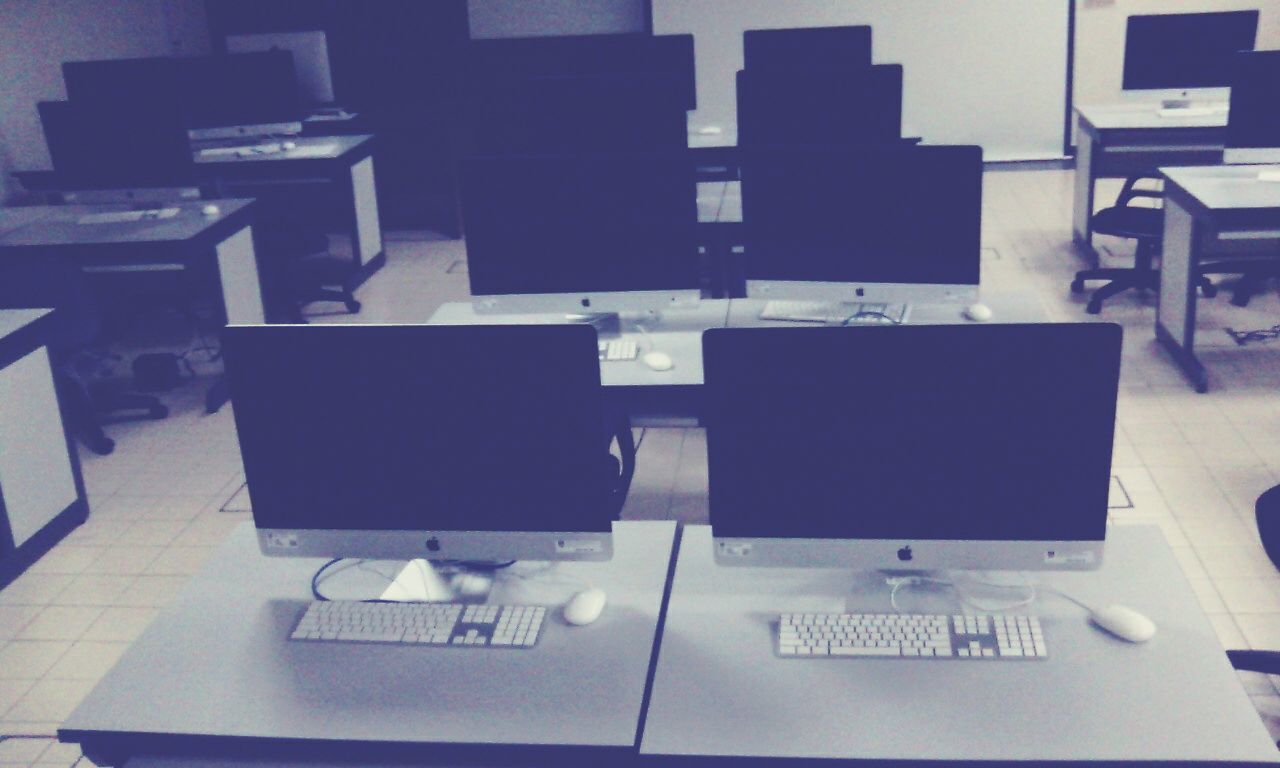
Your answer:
426;537;441;553
897;545;913;562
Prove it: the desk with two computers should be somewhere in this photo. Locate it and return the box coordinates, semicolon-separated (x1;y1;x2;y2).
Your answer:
56;318;1279;766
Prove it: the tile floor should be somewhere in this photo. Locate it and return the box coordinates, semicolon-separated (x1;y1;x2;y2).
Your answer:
5;167;1280;765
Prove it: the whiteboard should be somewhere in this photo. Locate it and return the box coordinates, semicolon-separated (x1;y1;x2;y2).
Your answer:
652;0;1071;161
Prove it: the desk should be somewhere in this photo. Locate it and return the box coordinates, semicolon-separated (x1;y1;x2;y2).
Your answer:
0;201;263;326
193;135;384;290
0;201;263;412
1156;165;1280;392
1074;105;1226;264
640;525;1279;765
429;301;732;425
0;309;88;589
59;520;676;767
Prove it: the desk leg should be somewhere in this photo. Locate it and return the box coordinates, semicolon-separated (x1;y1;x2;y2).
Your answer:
0;347;82;550
215;226;266;326
1072;127;1100;267
1155;198;1208;392
348;156;385;290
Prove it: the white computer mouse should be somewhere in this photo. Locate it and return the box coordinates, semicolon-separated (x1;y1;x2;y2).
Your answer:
201;204;220;217
963;302;993;322
563;588;607;626
282;140;298;151
1089;604;1156;643
642;351;674;371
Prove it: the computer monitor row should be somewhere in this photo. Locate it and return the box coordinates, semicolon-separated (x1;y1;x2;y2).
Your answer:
459;145;983;313
225;321;1121;573
62;51;304;131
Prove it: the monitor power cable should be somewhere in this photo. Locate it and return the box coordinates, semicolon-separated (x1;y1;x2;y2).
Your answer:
843;310;903;326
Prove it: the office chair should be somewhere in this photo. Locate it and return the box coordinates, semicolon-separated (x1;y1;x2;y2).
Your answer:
1228;484;1280;736
0;249;167;455
1071;176;1216;314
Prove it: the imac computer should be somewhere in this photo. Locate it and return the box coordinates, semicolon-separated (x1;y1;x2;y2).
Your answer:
1225;50;1280;168
1122;10;1258;113
183;52;303;140
222;323;616;563
703;322;1122;572
742;25;873;72
742;144;982;307
226;30;336;105
38;100;194;189
467;33;697;111
736;64;903;147
459;151;701;317
466;72;689;156
62;56;186;109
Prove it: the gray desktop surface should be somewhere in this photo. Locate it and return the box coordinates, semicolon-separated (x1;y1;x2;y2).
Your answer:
428;300;732;389
61;520;676;756
192;135;371;165
641;525;1278;764
726;292;1049;327
0;308;54;340
0;206;56;234
1163;165;1280;211
1076;103;1229;132
0;201;253;248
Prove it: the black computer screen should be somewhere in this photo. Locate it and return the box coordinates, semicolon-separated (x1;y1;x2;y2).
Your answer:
223;324;614;534
736;64;903;147
39;100;193;188
63;53;299;129
183;52;300;128
467;33;696;110
741;145;982;287
62;56;186;109
1227;50;1280;150
704;324;1121;542
460;151;700;297
1122;11;1259;91
467;72;689;155
743;25;873;72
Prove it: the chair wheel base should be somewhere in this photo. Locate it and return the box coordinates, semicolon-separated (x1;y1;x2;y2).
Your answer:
345;299;362;314
1086;300;1103;315
1070;278;1086;294
1201;284;1218;299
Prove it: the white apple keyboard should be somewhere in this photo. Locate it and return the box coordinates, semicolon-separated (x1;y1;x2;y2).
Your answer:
291;600;546;648
599;339;639;362
78;208;180;225
761;301;909;325
777;613;1047;659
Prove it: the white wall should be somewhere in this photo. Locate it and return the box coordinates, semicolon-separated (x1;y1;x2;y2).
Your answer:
1073;0;1280;109
0;0;209;202
467;0;647;39
653;0;1071;162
